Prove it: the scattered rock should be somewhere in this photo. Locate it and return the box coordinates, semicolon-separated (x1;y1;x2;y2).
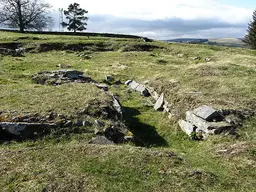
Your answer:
64;120;72;127
192;56;201;60
106;75;114;82
57;64;72;68
125;80;133;86
114;80;122;85
32;70;94;85
95;120;105;128
125;80;150;97
154;93;164;111
129;81;140;90
77;53;92;59
124;136;134;142
82;120;92;127
89;135;114;145
163;100;171;113
75;120;83;127
96;84;109;91
0;122;57;138
104;126;125;143
178;120;195;135
135;84;150;97
205;58;211;62
0;47;25;57
14;48;25;57
112;96;123;116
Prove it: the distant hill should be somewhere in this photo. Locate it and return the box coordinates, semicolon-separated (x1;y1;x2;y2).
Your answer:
165;38;247;48
165;38;208;43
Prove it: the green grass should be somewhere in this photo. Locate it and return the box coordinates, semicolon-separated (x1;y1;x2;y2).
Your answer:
0;31;256;191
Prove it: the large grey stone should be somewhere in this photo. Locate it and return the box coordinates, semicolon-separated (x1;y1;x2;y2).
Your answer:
178;120;195;135
193;105;220;121
96;84;109;91
89;136;114;145
112;96;123;116
95;120;105;128
0;122;56;138
186;111;210;132
206;122;234;134
135;84;150;97
154;93;164;111
57;70;83;79
14;48;25;57
129;81;140;90
125;80;133;86
106;75;114;82
186;111;232;134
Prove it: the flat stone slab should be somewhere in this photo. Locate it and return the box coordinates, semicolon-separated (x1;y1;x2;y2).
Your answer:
154;93;164;111
129;81;140;90
135;84;150;97
112;96;123;115
125;80;133;86
178;120;195;135
186;111;232;134
96;84;109;91
57;70;84;79
193;105;220;121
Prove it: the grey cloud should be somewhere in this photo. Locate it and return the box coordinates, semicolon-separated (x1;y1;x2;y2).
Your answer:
51;12;248;39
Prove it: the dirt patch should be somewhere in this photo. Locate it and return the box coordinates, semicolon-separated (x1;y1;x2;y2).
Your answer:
121;43;163;52
35;42;116;52
14;36;42;41
0;42;21;49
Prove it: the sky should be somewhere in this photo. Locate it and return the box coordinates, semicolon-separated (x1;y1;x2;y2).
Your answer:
48;0;255;39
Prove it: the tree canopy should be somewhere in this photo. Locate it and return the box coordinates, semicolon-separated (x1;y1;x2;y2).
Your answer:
0;0;53;32
62;3;88;33
243;10;256;49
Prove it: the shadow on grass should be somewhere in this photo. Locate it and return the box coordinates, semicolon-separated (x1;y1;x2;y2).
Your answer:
123;107;168;147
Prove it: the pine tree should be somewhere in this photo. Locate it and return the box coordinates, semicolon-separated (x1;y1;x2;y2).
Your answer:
243;10;256;49
61;3;88;33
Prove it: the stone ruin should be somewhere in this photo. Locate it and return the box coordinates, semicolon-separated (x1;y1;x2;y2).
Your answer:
125;80;254;140
179;105;238;139
0;94;128;144
125;80;150;97
32;70;95;85
125;80;174;116
0;72;131;145
0;47;25;57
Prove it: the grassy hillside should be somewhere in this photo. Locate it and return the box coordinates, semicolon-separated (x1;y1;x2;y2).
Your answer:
207;38;247;48
0;31;256;192
166;38;247;48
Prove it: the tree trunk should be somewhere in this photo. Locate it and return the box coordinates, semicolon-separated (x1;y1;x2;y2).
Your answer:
17;0;24;33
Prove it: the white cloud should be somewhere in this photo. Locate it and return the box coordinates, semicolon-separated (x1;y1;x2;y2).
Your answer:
48;0;253;39
49;0;252;23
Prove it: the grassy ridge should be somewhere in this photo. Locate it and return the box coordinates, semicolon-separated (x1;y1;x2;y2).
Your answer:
0;31;256;191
